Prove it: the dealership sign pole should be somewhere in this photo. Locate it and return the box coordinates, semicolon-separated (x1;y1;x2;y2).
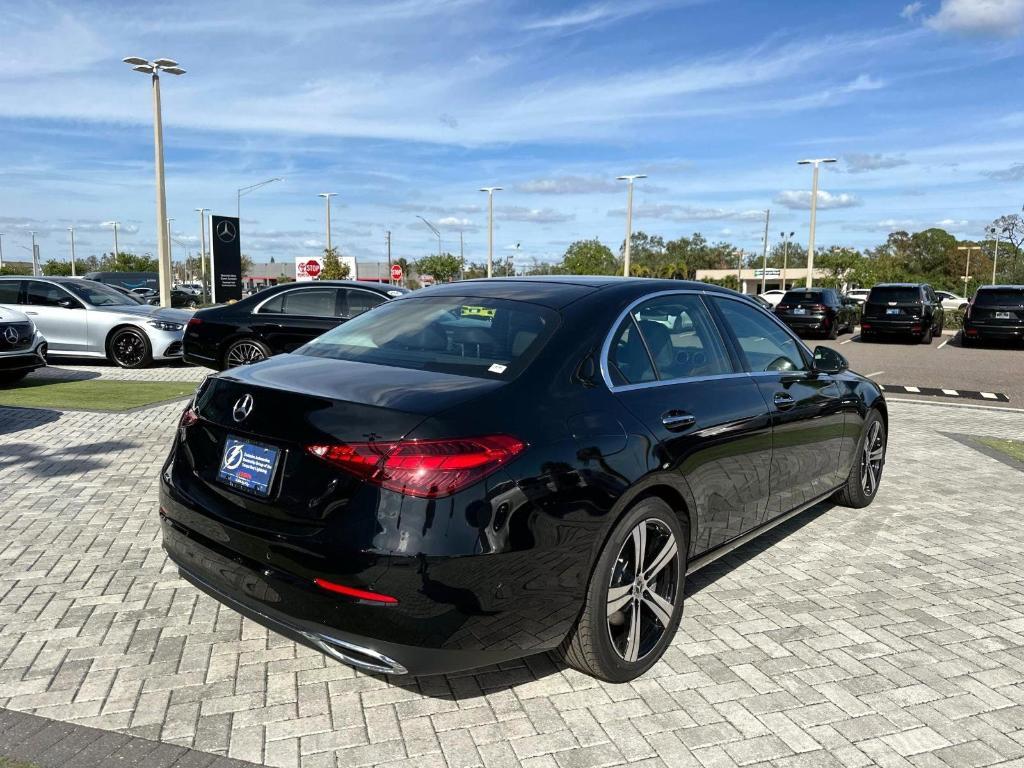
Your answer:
209;215;242;303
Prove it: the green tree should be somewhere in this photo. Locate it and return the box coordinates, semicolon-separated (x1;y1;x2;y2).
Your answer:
320;247;351;279
99;251;158;272
463;261;488;279
42;259;92;276
0;263;32;276
561;239;617;275
240;254;254;277
416;252;463;283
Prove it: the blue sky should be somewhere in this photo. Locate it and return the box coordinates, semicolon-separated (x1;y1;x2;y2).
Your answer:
2;0;1024;268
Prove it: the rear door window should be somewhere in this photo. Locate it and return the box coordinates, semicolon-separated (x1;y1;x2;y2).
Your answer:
974;289;1024;306
0;281;21;304
25;281;72;307
259;288;339;317
299;296;558;380
341;289;385;318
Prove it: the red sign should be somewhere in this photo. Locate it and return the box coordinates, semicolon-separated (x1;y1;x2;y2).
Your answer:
391;263;403;281
304;259;322;279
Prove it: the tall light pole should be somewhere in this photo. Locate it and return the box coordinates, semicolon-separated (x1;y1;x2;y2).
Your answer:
780;231;794;289
797;158;836;287
166;218;175;279
195;208;208;301
68;227;77;277
617;174;647;277
30;231;38;276
987;225;1003;285
237;177;282;219
416;215;442;257
318;193;337;253
760;209;771;293
123;56;185;307
957;245;980;296
0;232;5;270
104;220;121;259
479;186;502;278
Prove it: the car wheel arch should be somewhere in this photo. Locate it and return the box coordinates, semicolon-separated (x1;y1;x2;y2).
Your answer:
219;332;267;367
105;323;150;355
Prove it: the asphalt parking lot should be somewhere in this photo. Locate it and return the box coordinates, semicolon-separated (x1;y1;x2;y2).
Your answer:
815;330;1023;409
2;362;1024;768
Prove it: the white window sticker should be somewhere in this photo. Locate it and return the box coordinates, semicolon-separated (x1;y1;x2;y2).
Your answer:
488;363;508;374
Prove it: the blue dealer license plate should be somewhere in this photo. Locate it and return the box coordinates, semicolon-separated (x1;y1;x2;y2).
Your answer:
217;435;280;497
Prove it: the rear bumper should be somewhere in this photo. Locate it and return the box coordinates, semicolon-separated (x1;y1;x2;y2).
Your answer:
778;314;829;331
963;322;1024;340
860;318;923;335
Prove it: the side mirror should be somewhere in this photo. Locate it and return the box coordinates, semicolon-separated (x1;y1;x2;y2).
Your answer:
57;297;79;309
813;345;848;374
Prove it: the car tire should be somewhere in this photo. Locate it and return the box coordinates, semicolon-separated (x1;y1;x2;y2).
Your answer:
108;327;153;369
558;497;687;683
832;410;886;509
826;321;838;340
223;338;271;369
920;324;933;344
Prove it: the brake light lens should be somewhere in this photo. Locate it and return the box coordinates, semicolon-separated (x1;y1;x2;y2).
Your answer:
186;317;203;330
307;435;525;499
179;403;199;427
313;578;398;604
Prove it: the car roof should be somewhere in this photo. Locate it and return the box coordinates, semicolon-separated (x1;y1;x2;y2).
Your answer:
409;276;736;309
977;284;1024;290
872;283;925;288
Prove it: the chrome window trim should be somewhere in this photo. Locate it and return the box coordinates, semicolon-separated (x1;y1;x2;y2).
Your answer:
254;285;388;316
599;289;815;392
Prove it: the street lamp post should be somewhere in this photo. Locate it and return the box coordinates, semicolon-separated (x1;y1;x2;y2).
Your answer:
780;231;794;289
166;218;174;279
760;208;771;294
479;187;502;278
195;208;208;302
957;245;981;296
237;177;282;219
30;231;38;276
123;56;186;308
617;174;647;277
318;193;337;253
797;158;836;287
987;226;1003;285
68;227;77;276
416;216;442;257
0;232;5;270
104;220;121;259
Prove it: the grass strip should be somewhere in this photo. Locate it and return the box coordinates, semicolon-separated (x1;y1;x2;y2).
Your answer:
0;379;197;412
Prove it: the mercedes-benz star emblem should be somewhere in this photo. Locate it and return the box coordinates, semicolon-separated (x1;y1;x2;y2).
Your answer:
217;220;237;243
232;393;254;422
2;327;18;344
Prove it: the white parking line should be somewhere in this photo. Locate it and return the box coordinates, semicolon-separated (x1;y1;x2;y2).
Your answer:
840;338;853;345
938;337;951;349
904;385;921;393
942;388;959;396
866;370;885;378
982;392;998;399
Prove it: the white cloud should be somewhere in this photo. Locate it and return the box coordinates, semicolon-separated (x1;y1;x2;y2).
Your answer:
925;0;1024;36
515;176;619;194
844;153;910;173
774;190;862;210
521;0;685;32
497;207;574;224
624;204;767;222
901;2;924;19
982;163;1024;180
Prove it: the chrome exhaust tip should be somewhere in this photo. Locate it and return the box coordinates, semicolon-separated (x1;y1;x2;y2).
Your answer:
302;631;409;675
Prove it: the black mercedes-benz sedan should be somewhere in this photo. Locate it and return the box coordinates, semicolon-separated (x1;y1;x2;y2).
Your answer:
160;277;887;682
183;280;407;369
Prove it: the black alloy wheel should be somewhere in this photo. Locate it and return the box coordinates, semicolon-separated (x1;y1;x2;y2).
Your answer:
224;338;270;368
109;328;152;369
832;410;886;508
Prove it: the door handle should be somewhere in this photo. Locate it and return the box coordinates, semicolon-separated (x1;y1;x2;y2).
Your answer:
661;410;696;431
24;311;39;315
773;392;796;410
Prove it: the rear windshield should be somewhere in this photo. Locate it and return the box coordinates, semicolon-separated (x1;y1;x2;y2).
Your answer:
781;291;825;304
298;296;559;379
868;286;920;304
974;289;1024;306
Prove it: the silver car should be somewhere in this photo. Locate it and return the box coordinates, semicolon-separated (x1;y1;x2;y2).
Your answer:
0;305;47;384
0;276;189;369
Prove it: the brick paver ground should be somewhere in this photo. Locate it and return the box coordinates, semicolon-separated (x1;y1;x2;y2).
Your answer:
2;392;1023;768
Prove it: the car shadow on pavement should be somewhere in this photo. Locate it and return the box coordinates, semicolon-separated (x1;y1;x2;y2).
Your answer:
382;501;833;701
0;406;62;436
27;366;102;382
0;438;137;476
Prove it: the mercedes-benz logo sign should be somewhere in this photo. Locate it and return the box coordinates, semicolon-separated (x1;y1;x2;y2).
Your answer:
2;327;18;344
232;393;254;422
217;220;237;243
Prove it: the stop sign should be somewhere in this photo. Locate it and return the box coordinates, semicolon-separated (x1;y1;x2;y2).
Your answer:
391;263;403;281
304;259;322;279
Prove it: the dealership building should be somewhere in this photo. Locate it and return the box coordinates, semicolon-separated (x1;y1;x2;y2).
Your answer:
694;267;834;295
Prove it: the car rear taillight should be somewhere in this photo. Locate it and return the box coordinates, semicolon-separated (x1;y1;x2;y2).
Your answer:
307;435;526;499
186;317;203;329
179;404;199;427
776;304;790;311
313;578;398;604
810;304;827;312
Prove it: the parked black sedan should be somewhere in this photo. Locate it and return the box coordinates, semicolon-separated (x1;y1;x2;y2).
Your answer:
774;287;858;338
160;277;887;682
962;285;1024;345
183;281;407;369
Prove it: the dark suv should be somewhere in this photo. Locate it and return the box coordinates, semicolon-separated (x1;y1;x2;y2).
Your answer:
962;285;1024;345
774;288;858;339
861;283;944;343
